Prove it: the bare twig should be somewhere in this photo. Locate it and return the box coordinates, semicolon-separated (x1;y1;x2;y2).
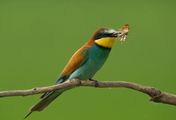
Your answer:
0;79;176;106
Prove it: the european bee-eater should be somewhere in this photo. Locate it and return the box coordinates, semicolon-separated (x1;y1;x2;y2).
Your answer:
25;24;129;118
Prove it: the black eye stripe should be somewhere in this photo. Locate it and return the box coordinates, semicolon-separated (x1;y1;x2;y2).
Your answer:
94;31;114;40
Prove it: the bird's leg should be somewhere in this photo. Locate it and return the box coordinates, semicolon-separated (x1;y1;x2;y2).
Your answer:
89;78;99;87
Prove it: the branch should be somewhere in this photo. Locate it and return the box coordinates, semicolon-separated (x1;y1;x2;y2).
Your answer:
0;79;176;106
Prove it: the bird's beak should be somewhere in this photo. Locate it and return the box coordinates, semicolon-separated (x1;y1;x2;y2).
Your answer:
111;30;128;43
111;31;119;37
112;31;125;37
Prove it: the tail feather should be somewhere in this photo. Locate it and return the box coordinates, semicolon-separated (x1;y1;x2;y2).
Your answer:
24;90;63;119
24;111;32;119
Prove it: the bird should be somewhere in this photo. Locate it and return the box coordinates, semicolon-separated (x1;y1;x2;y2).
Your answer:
24;24;129;118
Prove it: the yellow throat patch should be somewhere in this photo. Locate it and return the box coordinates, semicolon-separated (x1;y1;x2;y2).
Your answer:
95;37;115;48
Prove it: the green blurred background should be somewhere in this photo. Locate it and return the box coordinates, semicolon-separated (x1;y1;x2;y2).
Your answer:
0;0;176;120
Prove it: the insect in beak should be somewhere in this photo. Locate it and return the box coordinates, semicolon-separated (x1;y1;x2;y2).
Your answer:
116;24;129;44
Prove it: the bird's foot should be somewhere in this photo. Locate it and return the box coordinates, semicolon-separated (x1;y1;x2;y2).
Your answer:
89;79;99;87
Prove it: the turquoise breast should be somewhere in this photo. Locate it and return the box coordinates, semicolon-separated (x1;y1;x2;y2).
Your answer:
68;44;111;80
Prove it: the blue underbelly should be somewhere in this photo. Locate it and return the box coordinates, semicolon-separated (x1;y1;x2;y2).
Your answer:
68;44;111;80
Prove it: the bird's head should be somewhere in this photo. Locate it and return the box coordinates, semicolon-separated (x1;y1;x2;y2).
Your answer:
92;24;129;48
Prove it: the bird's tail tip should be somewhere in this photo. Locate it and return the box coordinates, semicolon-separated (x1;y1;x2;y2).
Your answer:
24;111;33;119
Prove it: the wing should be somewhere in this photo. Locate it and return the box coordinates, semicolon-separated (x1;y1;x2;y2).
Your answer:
57;46;89;82
41;45;90;99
